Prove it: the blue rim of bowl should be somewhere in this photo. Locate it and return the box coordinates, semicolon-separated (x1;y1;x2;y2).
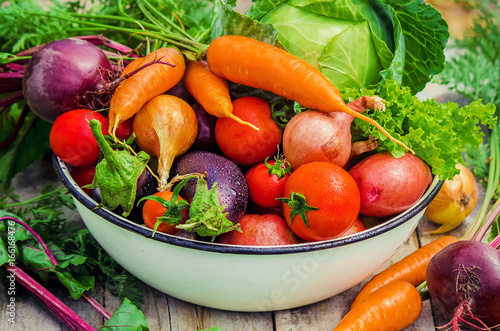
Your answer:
53;154;444;255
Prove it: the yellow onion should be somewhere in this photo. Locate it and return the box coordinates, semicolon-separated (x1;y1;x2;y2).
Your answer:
424;163;478;233
133;94;198;192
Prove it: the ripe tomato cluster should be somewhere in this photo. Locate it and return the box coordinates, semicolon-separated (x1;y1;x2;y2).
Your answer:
51;95;365;245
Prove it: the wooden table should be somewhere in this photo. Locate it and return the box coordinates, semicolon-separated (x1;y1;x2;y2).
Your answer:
1;160;486;331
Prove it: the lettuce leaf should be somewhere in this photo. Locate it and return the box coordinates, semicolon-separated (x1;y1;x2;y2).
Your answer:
344;80;497;180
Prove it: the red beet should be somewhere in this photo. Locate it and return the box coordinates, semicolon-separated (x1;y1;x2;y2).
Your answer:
426;240;500;329
23;38;112;122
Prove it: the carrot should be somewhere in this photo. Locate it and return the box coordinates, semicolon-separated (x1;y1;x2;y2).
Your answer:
350;235;459;309
108;47;186;138
205;35;413;153
333;281;422;331
119;57;145;78
183;60;258;130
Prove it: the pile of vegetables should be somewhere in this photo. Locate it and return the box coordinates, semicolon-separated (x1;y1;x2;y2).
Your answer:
1;0;499;330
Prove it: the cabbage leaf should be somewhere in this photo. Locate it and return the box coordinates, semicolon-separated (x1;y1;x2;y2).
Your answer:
245;0;449;94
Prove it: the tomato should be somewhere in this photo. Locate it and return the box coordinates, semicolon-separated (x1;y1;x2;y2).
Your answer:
50;109;108;167
245;157;290;208
142;190;188;235
104;115;134;140
217;214;299;246
280;161;360;241
215;96;282;166
69;165;96;196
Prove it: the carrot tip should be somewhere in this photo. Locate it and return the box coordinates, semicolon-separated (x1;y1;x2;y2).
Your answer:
228;113;260;131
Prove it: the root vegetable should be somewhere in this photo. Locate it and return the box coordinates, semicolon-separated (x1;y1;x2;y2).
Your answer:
109;47;186;138
206;35;413;153
132;95;198;191
348;151;432;217
426;240;500;329
23;38;112;123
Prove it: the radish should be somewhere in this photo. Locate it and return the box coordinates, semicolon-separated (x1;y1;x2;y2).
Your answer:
23;38;113;122
426;240;500;330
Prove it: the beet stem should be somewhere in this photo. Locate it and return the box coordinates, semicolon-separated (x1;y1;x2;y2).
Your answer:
4;265;96;331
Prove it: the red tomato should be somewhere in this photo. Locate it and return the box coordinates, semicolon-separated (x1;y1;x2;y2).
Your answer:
142;191;188;235
217;214;299;246
69;165;96;196
281;161;360;241
104;115;134;140
215;96;282;166
50;109;107;167
245;158;290;208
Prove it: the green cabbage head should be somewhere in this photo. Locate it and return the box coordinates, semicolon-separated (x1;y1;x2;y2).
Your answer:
246;0;449;94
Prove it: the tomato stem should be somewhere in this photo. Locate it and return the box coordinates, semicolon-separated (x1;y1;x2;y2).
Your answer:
277;192;318;228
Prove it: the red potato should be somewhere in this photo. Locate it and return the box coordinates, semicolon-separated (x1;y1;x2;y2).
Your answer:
340;218;368;237
217;214;299;246
348;151;432;217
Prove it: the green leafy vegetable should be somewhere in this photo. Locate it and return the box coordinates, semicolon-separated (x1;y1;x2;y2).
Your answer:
246;0;449;93
102;298;149;331
343;80;496;180
0;185;144;306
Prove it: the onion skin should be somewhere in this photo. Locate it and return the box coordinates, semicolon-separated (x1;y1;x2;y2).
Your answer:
424;163;478;234
133;95;198;191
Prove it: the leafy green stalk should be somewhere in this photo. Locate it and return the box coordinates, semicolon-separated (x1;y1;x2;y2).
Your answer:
1;185;144;307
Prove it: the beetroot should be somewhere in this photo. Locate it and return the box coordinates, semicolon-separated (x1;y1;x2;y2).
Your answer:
426;240;500;329
23;38;112;122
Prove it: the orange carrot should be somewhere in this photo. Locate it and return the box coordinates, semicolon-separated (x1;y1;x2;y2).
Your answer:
350;235;459;309
108;47;186;138
333;281;422;331
183;60;258;130
119;57;145;78
206;35;413;153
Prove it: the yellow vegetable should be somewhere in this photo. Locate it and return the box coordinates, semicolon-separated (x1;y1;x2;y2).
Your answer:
424;163;478;233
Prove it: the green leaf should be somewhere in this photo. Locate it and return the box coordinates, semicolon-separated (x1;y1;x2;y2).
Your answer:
0;116;52;189
211;0;281;46
54;265;95;300
384;0;449;93
102;297;149;331
0;236;10;266
344;80;497;180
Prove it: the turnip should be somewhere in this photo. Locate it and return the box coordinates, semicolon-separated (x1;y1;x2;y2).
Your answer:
348;151;432;217
426;241;500;330
23;38;113;122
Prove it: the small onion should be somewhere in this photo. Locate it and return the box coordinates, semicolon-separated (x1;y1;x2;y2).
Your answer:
424;163;478;233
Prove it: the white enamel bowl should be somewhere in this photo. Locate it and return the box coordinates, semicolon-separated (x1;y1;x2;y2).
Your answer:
53;155;442;312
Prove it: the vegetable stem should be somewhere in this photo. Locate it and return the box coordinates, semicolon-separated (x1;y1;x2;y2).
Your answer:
463;124;500;242
3;265;97;331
